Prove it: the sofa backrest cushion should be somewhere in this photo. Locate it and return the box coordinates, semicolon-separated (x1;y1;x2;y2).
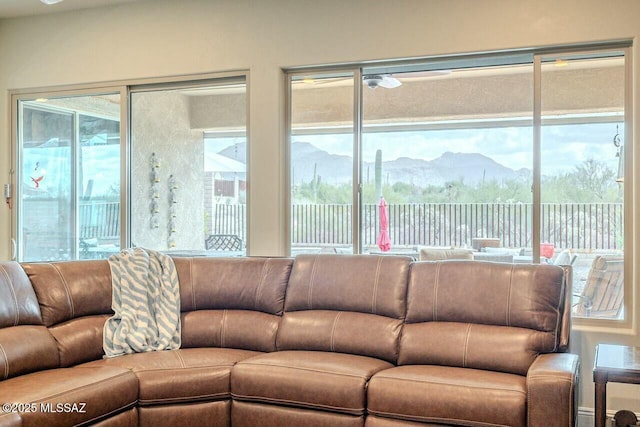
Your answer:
0;262;42;327
174;257;292;314
175;257;293;352
24;257;294;362
277;254;411;363
23;260;113;367
0;262;59;378
23;261;112;327
400;261;566;375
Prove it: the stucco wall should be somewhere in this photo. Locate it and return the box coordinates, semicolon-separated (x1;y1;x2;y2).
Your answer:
130;90;204;250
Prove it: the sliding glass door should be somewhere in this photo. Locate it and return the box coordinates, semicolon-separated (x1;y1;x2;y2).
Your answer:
17;93;121;261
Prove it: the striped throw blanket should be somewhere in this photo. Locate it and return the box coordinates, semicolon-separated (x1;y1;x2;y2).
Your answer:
103;248;181;358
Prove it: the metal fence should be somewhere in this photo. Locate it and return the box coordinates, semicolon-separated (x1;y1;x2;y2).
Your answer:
289;202;624;250
25;200;623;253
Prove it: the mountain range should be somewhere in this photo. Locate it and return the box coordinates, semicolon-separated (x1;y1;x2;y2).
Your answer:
219;141;530;187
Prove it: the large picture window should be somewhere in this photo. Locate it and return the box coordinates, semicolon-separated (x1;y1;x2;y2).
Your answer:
287;45;630;323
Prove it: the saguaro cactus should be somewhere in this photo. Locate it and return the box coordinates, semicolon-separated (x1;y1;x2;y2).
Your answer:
375;149;382;200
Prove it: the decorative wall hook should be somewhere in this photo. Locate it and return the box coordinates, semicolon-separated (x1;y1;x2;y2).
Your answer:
150;152;160;229
168;174;177;247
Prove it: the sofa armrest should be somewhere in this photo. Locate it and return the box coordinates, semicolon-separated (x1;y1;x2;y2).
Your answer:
527;353;580;427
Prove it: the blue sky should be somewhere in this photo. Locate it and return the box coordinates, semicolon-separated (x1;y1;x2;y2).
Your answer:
23;145;120;197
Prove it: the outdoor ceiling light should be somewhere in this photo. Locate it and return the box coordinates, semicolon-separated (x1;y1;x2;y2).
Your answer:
40;0;64;5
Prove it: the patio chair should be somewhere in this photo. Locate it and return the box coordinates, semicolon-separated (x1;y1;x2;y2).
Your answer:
574;255;624;318
205;234;243;251
553;249;578;266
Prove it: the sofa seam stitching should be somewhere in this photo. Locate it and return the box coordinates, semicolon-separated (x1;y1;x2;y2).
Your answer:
238;361;369;379
526;364;575;426
371;257;383;314
0;265;19;326
0;343;8;380
174;349;187;368
462;323;472;368
221;309;227;348
373;375;526;395
433;263;441;321
50;263;75;319
330;311;342;351
507;265;514;326
26;370;135;402
367;409;498;426
190;259;196;311
231;393;364;414
76;402;137;426
139;392;228;404
255;260;269;311
129;363;235;373
308;255;318;310
527;375;573;382
552;271;564;352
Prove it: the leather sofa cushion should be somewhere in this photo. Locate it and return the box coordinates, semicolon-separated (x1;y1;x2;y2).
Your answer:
0;262;42;327
402;261;566;374
279;255;410;362
233;401;364;427
25;257;293;365
49;314;110;367
182;310;279;352
231;350;393;416
367;365;526;427
399;321;549;376
285;255;410;319
277;310;403;363
91;408;138;427
0;325;59;379
23;261;112;327
82;348;261;405
54;308;280;367
174;257;293;314
0;366;137;426
138;401;229;427
407;261;564;333
365;415;444;426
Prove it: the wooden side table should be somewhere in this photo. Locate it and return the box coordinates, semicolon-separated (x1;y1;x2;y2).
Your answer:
593;344;640;427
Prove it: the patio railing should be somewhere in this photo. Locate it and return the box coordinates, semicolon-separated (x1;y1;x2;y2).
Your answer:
290;202;623;250
23;200;624;252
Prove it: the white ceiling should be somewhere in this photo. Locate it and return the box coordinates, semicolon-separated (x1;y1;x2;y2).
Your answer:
0;0;139;19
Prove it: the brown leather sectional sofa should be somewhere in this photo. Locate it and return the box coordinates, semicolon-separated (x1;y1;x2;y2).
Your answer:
0;254;579;427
